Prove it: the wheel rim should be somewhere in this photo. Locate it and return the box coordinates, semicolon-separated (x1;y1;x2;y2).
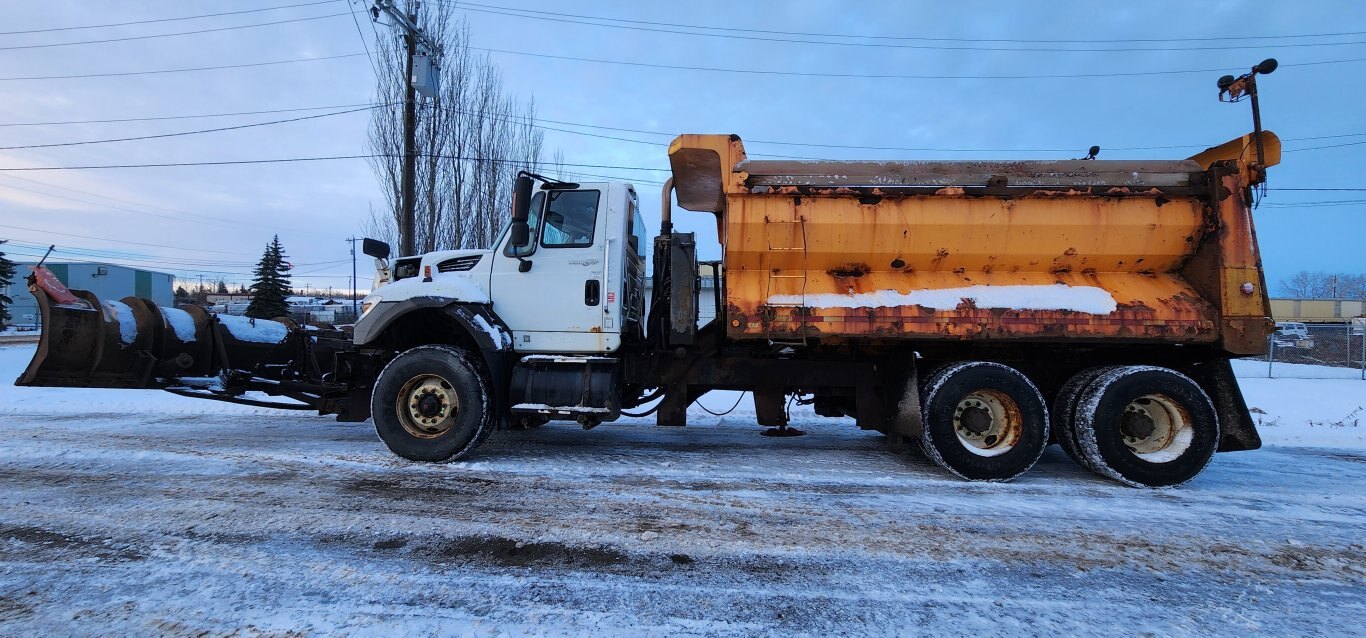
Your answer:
951;389;1023;457
396;373;460;439
1120;393;1192;463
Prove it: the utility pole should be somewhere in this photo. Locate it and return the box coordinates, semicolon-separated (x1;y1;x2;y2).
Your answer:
345;237;361;317
400;27;417;257
371;0;441;257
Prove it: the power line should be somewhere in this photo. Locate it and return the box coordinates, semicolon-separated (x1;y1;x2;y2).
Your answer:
0;222;257;256
3;247;357;279
0;105;378;151
0;154;672;172
0;103;377;127
1;238;354;273
450;1;1366;45
427;100;1366;154
6;95;1359;156
1270;188;1366;192
0;174;316;233
7;151;1366;185
0;12;351;52
1284;139;1366;152
0;1;340;35
0;237;341;268
344;0;380;76
0;53;368;82
3;43;1361;86
456;3;1366;53
475;46;1366;81
0;172;211;215
1260;199;1366;207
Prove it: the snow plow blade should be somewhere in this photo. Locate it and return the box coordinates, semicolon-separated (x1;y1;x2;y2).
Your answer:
16;266;307;394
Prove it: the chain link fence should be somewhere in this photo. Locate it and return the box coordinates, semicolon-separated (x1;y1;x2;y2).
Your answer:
1249;322;1366;379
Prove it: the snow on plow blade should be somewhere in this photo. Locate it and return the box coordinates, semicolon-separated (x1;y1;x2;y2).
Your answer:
16;266;297;391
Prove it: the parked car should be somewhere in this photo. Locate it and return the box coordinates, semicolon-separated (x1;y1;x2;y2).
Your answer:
1273;322;1314;348
1275;322;1309;339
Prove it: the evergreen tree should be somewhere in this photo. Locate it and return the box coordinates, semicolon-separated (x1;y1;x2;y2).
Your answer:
0;240;16;329
216;279;229;294
246;236;293;319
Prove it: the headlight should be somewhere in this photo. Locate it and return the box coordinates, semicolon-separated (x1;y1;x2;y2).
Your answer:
360;295;381;317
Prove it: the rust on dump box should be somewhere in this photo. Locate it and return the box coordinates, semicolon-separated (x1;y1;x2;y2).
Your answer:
666;134;1275;353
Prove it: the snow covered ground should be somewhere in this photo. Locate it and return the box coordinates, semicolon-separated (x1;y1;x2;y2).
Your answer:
0;344;1362;635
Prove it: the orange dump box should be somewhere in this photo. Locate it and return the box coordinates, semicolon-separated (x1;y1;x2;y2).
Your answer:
667;133;1278;356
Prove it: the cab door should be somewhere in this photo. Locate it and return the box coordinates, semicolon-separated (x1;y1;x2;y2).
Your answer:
490;186;617;353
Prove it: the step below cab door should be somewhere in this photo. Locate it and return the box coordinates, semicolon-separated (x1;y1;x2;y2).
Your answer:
490;184;620;353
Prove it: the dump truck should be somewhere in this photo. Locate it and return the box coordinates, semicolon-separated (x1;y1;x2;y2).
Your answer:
15;65;1282;487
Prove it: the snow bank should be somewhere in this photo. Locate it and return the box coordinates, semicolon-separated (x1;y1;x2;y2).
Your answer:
102;300;138;346
161;307;197;342
217;314;288;344
769;284;1118;314
1230;359;1364;449
0;346;301;416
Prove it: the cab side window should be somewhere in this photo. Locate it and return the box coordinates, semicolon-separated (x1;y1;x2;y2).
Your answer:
542;190;600;248
630;204;647;259
504;191;545;258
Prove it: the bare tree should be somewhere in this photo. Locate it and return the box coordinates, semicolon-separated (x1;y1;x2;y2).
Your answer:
1279;271;1366;299
366;3;543;254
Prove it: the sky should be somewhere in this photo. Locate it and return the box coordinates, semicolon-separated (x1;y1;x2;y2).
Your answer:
0;0;1362;296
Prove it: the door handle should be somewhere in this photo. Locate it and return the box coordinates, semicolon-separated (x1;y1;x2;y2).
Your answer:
585;279;600;306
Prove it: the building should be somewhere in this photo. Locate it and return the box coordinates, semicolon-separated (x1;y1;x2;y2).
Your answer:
2;262;175;328
205;292;252;306
1269;298;1366;324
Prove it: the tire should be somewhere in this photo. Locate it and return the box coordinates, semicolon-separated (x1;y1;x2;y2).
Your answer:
1051;366;1116;471
371;344;496;462
919;362;1050;482
1073;366;1219;488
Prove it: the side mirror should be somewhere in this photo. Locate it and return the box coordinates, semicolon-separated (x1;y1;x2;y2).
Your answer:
362;238;391;260
510;174;533;248
510;222;530;248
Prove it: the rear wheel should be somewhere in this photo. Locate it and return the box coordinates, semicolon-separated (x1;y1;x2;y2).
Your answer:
371;344;495;462
1073;366;1219;487
919;362;1049;481
1051;366;1114;470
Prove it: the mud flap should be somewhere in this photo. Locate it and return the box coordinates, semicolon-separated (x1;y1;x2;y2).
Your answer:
1185;358;1262;452
885;362;923;439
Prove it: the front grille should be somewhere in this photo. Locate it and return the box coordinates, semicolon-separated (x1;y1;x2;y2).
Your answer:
436;255;482;273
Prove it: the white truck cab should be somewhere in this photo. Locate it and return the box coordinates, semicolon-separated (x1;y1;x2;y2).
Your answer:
355;177;647;355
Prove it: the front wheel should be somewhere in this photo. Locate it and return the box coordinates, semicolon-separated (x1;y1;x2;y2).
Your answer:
919;362;1050;482
371;345;495;462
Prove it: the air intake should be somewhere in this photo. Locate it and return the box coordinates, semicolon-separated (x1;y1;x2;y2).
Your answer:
436;255;482;273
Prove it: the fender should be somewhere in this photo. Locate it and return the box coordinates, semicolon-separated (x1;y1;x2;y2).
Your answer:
354;297;517;422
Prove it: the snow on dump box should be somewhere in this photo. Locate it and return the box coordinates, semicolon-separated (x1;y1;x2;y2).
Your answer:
217;315;288;344
768;284;1119;314
161;307;197;342
102;300;138;346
